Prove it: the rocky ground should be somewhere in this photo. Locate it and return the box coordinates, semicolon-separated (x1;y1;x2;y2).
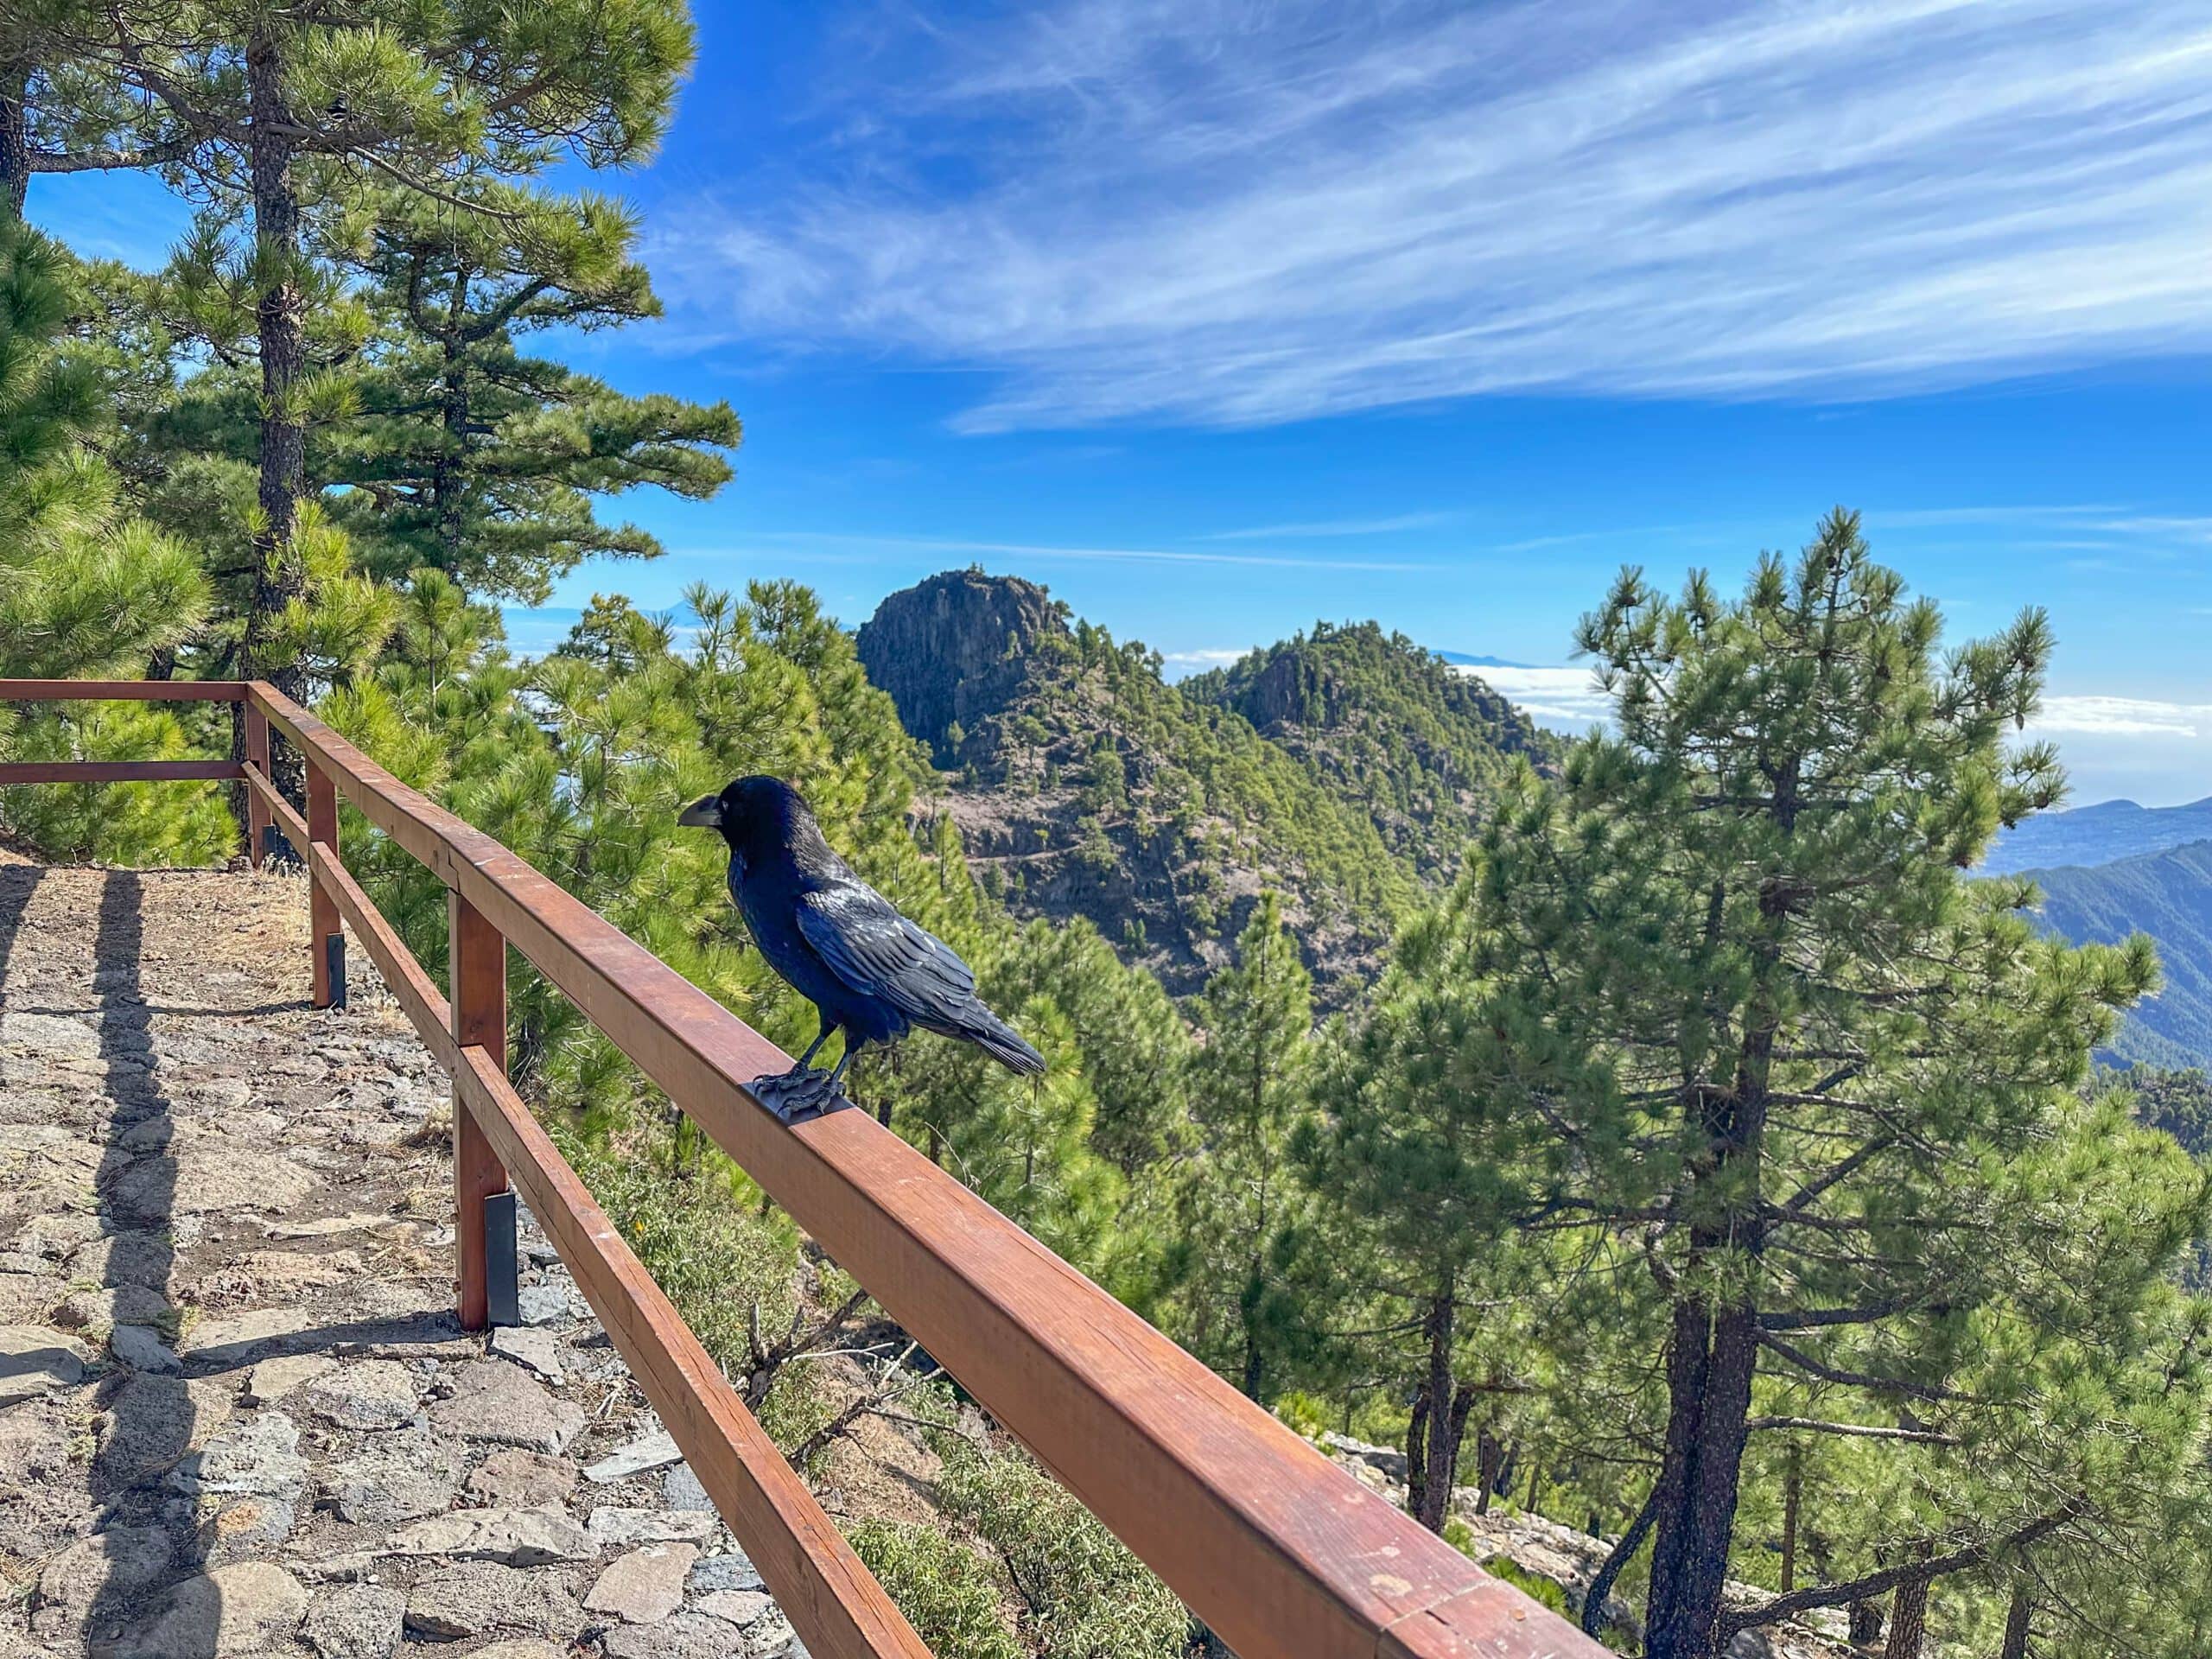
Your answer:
1322;1434;1858;1659
0;851;802;1659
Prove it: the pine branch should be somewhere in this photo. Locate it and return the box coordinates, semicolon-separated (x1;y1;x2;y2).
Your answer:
1745;1415;1959;1445
1716;1503;2082;1639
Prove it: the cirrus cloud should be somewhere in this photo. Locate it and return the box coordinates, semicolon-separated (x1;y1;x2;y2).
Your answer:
651;0;2212;430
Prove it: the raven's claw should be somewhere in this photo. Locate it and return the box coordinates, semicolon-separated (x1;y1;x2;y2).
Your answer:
747;1068;849;1124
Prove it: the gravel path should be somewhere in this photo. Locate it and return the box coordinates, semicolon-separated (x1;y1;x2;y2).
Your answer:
0;855;797;1658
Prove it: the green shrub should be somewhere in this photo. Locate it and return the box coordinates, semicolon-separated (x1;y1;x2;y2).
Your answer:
933;1433;1190;1659
848;1520;1021;1659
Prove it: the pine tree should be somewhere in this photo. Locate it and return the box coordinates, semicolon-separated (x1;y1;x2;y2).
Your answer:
1394;512;2201;1654
1293;898;1561;1533
0;215;222;860
25;0;693;746
330;186;737;601
1162;893;1314;1401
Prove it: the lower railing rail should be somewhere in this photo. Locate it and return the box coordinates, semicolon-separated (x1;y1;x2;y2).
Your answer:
0;676;1611;1659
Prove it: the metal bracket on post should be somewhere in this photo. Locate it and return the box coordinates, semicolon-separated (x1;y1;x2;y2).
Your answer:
484;1190;520;1326
326;934;347;1010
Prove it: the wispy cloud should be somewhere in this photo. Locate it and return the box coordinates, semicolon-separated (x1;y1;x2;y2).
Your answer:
751;530;1433;572
1199;512;1454;541
649;0;2212;429
2031;695;2212;737
1161;647;1253;669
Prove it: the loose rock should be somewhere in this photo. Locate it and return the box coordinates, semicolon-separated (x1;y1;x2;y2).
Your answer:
300;1359;419;1430
585;1427;682;1484
109;1560;308;1658
403;1560;582;1640
466;1448;577;1509
106;1324;180;1375
385;1505;596;1566
243;1352;334;1406
588;1505;718;1547
0;1325;87;1404
429;1359;583;1452
488;1323;565;1382
584;1541;699;1624
301;1583;405;1659
601;1609;751;1659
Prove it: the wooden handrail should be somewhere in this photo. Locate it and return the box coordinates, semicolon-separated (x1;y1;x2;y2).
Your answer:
0;677;1612;1659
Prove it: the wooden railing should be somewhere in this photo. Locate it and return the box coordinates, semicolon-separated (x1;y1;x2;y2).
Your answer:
0;677;1611;1659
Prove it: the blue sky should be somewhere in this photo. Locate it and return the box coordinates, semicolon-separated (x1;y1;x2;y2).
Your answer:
30;0;2212;804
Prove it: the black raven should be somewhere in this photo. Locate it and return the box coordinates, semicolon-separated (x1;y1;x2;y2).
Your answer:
679;776;1045;1120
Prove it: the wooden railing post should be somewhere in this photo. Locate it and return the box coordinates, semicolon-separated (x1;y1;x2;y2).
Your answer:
449;891;514;1331
307;761;343;1008
243;702;271;868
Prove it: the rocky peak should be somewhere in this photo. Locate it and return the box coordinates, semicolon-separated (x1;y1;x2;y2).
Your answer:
855;569;1067;766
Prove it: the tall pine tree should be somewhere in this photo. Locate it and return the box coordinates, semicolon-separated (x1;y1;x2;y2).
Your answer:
1387;512;2195;1655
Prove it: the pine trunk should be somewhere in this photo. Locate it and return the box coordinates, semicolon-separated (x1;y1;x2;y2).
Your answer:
433;270;471;563
1884;1570;1929;1659
1405;1287;1471;1533
1582;1484;1659;1638
1473;1427;1502;1516
1643;1294;1760;1659
1779;1449;1801;1594
241;24;310;802
1997;1585;2031;1659
1;61;27;218
1849;1599;1885;1645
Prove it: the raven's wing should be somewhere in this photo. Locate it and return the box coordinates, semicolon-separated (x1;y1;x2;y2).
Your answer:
797;880;978;1030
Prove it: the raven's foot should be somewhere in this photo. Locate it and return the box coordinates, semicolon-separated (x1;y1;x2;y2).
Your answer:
747;1067;849;1124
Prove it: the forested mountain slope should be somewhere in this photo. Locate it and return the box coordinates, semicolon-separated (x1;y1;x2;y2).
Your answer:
2024;841;2212;1065
1985;795;2212;874
1180;620;1554;877
855;571;1541;997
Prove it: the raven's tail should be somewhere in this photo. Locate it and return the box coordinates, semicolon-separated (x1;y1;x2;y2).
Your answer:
964;1005;1046;1076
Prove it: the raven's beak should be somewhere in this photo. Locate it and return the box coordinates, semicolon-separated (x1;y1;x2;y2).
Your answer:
677;795;723;829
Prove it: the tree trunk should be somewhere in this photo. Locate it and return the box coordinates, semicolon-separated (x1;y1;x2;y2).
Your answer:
1583;1483;1659;1638
1643;1296;1761;1659
433;268;470;565
1473;1427;1502;1516
1883;1567;1929;1659
241;24;310;803
1997;1585;2031;1659
1405;1287;1471;1533
1779;1447;1802;1594
1;61;27;219
1849;1600;1885;1645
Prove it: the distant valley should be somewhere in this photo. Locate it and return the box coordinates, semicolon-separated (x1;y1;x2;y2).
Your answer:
1985;796;2212;875
1988;800;2212;1067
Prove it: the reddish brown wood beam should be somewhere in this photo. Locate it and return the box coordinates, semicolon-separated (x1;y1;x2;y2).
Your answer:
448;892;509;1333
307;763;341;1009
245;680;1608;1659
293;803;927;1659
0;679;246;702
244;702;272;868
242;764;309;854
0;760;240;785
454;1049;932;1659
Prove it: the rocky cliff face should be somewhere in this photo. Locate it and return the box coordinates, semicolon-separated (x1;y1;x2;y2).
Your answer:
856;571;1417;999
854;569;1066;767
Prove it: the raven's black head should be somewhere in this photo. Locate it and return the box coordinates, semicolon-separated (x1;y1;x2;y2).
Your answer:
677;776;813;852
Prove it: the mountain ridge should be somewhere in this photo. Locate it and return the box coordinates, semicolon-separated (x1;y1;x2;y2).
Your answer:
854;570;1543;999
1984;795;2212;875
